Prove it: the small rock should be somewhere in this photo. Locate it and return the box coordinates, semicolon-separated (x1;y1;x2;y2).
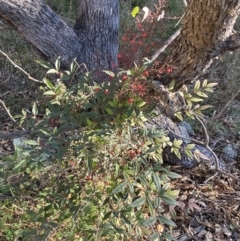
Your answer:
179;121;195;136
221;144;237;163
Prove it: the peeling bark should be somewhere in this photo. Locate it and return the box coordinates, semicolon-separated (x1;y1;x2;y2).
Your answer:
0;0;119;73
152;0;240;90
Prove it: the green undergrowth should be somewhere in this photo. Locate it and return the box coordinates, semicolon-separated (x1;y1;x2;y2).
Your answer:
0;54;218;240
1;0;240;240
0;59;182;241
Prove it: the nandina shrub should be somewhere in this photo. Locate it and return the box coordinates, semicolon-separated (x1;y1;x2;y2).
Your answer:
119;0;167;69
0;59;182;240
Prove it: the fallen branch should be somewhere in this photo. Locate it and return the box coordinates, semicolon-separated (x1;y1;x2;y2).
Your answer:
0;50;43;83
0;99;17;124
194;115;240;183
0;130;30;140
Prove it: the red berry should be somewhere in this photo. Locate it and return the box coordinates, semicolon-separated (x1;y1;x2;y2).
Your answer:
143;70;149;77
128;98;133;104
94;88;100;92
86;175;92;181
129;150;136;158
166;68;172;73
122;36;127;41
137;24;143;30
122;75;128;81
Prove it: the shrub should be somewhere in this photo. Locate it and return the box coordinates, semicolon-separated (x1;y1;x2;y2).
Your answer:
0;59;183;241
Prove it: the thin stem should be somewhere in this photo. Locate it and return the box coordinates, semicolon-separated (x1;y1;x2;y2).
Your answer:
0;99;17;124
0;50;42;83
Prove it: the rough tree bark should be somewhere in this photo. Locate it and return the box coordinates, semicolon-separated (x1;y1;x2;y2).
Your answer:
152;0;240;90
0;0;119;73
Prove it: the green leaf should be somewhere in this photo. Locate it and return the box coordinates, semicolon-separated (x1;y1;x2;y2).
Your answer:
150;232;159;241
152;172;161;192
87;158;92;173
0;155;16;162
173;139;183;148
160;195;179;206
158;216;176;227
128;182;134;194
194;80;200;92
190;97;203;102
198;105;212;110
60;74;70;81
202;79;208;88
103;70;115;77
171;147;181;159
162;232;175;240
0;179;10;194
111;181;127;195
121;213;132;225
70;59;77;72
13;158;28;172
174;112;183;121
32;102;38;116
185;144;195;150
55;57;61;71
108;101;115;107
103;211;112;221
110;222;126;234
185;149;193;158
103;197;110;206
168;80;175;91
43;78;54;89
106;108;113;115
141;216;157;227
46;69;58;74
155;197;161;208
136;100;146;108
131;6;140;17
195;91;208;98
206;82;218;88
24;140;38;145
166;171;181;179
43;90;56;96
35;60;52;69
86;118;92;126
129;196;146;208
50;100;60;105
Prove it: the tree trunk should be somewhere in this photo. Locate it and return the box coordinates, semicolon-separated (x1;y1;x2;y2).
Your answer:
152;0;240;90
74;0;119;75
0;0;119;74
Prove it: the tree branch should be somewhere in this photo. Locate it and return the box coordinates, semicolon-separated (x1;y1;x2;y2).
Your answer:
150;28;181;62
0;0;82;68
0;50;42;83
210;32;240;57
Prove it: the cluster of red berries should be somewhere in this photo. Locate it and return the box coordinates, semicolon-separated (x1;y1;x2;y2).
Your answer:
128;149;141;159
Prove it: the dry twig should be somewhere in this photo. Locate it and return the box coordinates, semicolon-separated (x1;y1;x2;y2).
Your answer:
0;99;17;124
150;28;181;62
0;50;42;83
